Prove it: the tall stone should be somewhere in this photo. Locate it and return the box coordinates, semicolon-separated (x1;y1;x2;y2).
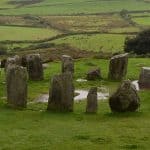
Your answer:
61;55;74;74
21;55;27;67
6;55;21;70
86;87;98;113
109;80;140;112
6;64;27;109
47;72;74;112
139;67;150;89
108;53;128;80
27;54;43;80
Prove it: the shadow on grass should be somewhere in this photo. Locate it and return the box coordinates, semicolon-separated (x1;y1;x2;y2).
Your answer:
104;110;143;118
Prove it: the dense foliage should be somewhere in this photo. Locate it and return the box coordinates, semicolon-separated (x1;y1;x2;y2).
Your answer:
124;28;150;54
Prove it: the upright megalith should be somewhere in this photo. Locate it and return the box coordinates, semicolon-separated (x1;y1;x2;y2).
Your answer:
61;55;74;74
86;87;98;113
6;55;21;69
108;53;128;80
47;72;74;112
6;64;28;109
139;67;150;89
26;54;43;80
109;80;140;112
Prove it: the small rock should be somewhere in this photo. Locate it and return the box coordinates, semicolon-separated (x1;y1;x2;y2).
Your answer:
86;68;101;80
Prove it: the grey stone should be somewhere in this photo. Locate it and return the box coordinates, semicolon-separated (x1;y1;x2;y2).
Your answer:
6;64;28;109
47;72;74;112
62;55;74;74
109;80;140;112
86;68;101;80
139;67;150;89
86;87;98;113
27;54;44;80
6;55;21;70
108;53;128;80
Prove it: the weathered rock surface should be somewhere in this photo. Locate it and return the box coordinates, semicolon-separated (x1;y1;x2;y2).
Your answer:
47;72;74;112
108;53;128;80
86;87;98;113
26;54;44;80
109;80;140;112
6;55;21;69
6;64;28;109
86;68;101;80
21;55;27;67
139;67;150;89
61;55;74;74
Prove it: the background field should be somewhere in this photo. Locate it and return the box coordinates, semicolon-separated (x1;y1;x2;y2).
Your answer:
0;25;59;41
0;0;149;54
52;34;127;52
0;0;149;15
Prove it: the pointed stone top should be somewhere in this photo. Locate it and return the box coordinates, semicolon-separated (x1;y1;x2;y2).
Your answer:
142;67;150;70
111;53;128;60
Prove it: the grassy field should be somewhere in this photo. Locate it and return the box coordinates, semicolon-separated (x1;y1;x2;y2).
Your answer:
132;17;150;26
0;58;150;149
42;14;132;33
0;0;149;15
52;34;128;52
0;25;60;41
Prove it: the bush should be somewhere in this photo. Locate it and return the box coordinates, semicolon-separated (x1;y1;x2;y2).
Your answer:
124;28;150;55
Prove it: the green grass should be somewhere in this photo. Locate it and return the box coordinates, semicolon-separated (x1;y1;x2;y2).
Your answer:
132;17;150;26
0;0;150;15
0;57;150;149
0;25;60;41
52;34;128;52
110;27;140;33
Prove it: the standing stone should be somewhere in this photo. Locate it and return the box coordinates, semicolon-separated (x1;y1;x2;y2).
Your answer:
21;55;27;67
61;55;74;74
6;64;27;109
86;68;101;80
0;59;7;68
27;54;44;80
47;72;74;112
108;53;128;80
86;87;98;113
6;55;21;69
109;80;140;112
139;67;150;89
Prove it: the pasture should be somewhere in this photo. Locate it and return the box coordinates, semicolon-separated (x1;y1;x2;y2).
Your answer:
52;34;127;52
0;0;149;15
0;26;59;41
0;58;150;149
